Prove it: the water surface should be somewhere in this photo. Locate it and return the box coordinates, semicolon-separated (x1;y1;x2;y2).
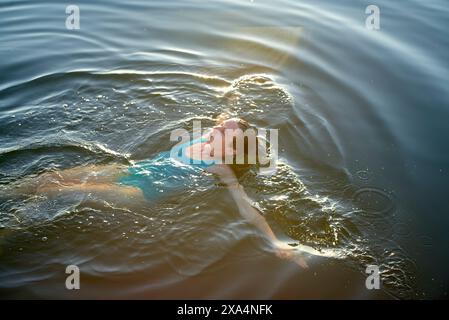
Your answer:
1;0;449;299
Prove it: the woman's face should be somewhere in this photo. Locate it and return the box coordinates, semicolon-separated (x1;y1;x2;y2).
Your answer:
207;118;243;160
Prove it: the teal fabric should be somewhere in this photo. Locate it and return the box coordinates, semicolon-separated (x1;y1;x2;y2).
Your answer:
117;137;215;200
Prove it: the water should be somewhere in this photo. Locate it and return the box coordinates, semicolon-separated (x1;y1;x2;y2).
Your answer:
1;0;448;299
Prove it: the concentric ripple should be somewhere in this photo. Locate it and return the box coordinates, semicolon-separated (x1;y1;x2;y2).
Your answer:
2;0;448;299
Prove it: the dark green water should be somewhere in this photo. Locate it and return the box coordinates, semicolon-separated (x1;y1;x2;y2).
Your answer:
0;0;448;299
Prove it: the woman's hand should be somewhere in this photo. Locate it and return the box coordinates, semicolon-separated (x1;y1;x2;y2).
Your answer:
210;164;308;269
273;241;309;269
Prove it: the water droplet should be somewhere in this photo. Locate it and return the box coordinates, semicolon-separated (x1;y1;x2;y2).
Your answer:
356;170;371;180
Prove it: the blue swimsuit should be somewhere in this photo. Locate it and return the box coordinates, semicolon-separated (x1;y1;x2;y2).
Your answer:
117;137;215;200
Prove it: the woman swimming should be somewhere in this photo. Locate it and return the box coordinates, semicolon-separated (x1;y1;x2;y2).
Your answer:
25;114;310;267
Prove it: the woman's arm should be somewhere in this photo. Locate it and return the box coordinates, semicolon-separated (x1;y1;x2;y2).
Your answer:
226;183;279;243
207;165;308;268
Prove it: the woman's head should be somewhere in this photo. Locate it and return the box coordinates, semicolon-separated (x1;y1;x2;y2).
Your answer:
208;113;262;176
